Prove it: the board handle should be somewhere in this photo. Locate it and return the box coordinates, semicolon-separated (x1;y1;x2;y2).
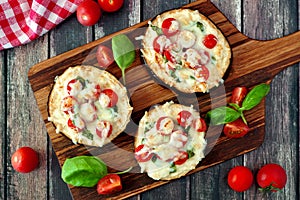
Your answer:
228;30;300;85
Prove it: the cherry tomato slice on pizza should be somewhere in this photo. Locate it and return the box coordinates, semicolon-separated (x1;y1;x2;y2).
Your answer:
134;144;153;162
98;0;124;13
101;89;118;107
67;118;85;132
173;151;188;165
156;116;174;135
96;45;114;68
230;87;248;107
223;118;250;138
194;65;209;81
192;117;207;132
67;79;84;95
97;174;122;195
96;120;113;138
203;34;218;49
177;110;193;128
62;96;78;114
161;18;180;37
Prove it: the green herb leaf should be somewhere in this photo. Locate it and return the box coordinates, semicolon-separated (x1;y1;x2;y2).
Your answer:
187;149;195;158
61;156;107;187
241;83;270;111
82;129;93;140
170;163;177;173
150;24;163;35
206;106;241;125
112;34;136;84
196;21;205;32
76;76;86;88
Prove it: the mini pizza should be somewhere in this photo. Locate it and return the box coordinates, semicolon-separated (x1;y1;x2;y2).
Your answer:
141;8;231;93
134;101;207;180
48;65;133;147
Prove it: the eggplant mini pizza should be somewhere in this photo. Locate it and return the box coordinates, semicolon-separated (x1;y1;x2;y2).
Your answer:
134;101;207;180
141;8;231;93
48;65;132;147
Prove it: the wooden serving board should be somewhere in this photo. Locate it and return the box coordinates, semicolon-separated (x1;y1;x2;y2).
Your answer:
28;0;300;199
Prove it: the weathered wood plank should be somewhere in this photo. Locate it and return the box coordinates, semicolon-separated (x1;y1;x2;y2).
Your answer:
6;36;49;199
0;50;6;200
243;0;299;199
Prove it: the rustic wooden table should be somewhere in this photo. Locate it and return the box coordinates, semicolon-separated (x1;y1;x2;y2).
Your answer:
1;0;299;199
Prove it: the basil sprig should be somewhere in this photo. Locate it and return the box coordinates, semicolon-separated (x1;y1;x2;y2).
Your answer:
61;156;107;187
112;34;135;84
206;83;270;125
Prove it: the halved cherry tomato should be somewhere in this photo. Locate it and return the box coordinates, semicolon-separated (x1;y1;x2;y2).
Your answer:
203;34;218;49
173;151;188;165
169;130;188;149
223;118;249;138
11;147;39;173
76;0;102;26
96;45;114;68
156;116;174;135
256;163;287;192
67;118;85;132
230;86;248;107
161;18;180;37
177;110;193;128
62;96;78;114
97;174;122;195
227;166;253;192
101;89;118;107
194;65;210;81
164;49;176;63
98;0;124;13
67;79;83;95
192;117;207;132
94;84;101;99
153;35;170;53
134;144;153;162
96;120;113;138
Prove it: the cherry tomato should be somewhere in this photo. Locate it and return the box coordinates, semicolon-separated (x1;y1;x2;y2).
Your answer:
192;117;207;132
11;147;39;173
256;163;287;192
161;18;180;37
173;151;188;165
169;130;188;149
203;34;218;49
194;65;210;81
96;45;114;68
156;116;174;135
76;0;101;26
177;110;193;128
101;89;118;107
94;84;102;99
97;174;122;195
164;49;176;63
230;87;248;107
134;144;153;162
227;166;253;192
153;35;170;53
98;0;124;12
96;120;113;138
223;118;250;138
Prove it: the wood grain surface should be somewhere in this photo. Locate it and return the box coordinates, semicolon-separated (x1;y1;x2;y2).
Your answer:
1;0;299;200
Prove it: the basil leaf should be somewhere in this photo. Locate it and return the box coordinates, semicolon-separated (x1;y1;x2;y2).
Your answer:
241;83;270;111
61;156;107;187
196;21;205;32
82;129;93;140
151;24;163;35
206;106;241;125
112;34;135;84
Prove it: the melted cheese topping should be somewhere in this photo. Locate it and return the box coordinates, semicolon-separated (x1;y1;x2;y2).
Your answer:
135;102;207;180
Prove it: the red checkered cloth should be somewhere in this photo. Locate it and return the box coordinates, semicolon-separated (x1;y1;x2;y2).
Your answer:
0;0;84;50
